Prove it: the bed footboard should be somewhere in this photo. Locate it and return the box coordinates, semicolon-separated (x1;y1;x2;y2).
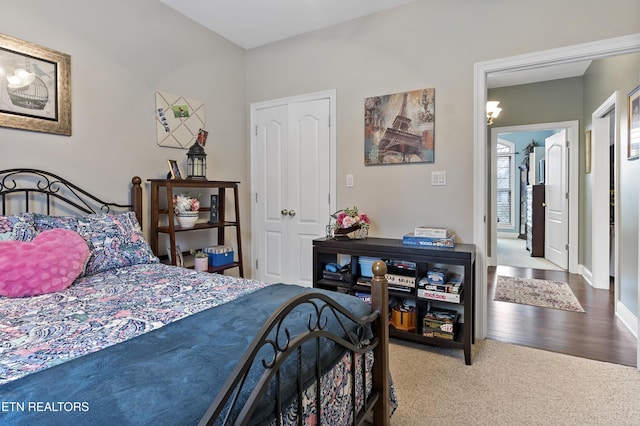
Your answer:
200;261;390;426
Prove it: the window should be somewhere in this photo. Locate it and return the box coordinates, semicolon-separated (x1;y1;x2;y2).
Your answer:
496;140;514;228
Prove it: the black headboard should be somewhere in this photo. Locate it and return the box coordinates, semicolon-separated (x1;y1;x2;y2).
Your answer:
0;169;143;227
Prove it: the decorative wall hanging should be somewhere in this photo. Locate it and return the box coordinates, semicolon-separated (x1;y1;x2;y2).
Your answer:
628;85;640;160
155;91;205;149
364;88;435;165
0;33;71;136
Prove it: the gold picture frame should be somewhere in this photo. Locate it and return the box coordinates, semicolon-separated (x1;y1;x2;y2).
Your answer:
0;33;71;136
167;160;182;179
584;130;592;174
628;85;640;160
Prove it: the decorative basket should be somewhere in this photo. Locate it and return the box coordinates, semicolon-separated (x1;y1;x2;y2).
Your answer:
176;211;199;228
332;225;368;240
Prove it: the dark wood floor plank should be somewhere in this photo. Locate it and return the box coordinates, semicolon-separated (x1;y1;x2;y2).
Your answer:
487;265;637;367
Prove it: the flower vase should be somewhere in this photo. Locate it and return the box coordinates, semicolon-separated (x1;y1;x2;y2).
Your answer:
194;255;209;272
176;211;199;228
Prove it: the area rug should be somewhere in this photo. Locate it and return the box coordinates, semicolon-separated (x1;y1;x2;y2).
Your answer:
494;275;585;312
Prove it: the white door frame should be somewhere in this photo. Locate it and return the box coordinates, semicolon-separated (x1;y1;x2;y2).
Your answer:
489;122;579;273
473;33;640;343
249;89;337;279
591;92;620;290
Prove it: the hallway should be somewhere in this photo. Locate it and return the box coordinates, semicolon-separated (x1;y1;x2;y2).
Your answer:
487;265;637;367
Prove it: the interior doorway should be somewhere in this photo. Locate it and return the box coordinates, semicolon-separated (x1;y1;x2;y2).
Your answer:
472;34;640;351
591;92;620;291
489;121;579;272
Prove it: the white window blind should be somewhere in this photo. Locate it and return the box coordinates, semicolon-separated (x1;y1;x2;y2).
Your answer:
496;141;514;228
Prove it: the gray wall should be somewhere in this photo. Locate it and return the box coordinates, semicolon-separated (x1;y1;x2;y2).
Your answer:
583;53;640;315
0;0;249;270
0;0;639;285
246;0;639;243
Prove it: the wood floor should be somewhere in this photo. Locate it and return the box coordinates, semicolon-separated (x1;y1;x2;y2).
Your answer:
487;265;637;367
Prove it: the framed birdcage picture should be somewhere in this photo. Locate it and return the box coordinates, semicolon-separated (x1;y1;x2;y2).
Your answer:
0;33;71;136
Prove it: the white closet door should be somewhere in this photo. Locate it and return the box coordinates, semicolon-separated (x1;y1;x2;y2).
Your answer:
286;99;331;286
254;98;331;285
255;105;288;284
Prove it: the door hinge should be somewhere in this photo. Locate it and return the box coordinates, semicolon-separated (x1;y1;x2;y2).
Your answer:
328;115;331;128
565;244;569;251
255;125;258;136
565;192;569;199
255;259;258;269
255;193;259;203
328;193;331;204
566;140;570;148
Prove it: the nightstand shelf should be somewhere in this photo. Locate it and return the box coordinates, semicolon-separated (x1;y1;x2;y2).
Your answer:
148;179;244;277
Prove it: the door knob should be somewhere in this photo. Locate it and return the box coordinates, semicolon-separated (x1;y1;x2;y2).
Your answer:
281;209;288;216
541;202;547;207
288;210;296;217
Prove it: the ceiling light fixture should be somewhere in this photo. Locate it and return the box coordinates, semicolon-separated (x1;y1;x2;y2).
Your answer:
486;101;502;125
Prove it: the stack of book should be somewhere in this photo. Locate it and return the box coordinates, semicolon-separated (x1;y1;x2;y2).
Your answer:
385;259;417;293
402;226;455;248
417;270;464;303
422;307;459;340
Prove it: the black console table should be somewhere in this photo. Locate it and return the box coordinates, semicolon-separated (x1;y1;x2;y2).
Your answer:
313;237;476;365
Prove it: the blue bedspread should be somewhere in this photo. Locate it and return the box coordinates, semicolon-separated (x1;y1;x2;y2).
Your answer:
0;284;372;425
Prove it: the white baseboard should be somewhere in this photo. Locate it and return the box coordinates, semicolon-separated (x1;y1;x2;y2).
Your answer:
579;264;593;287
497;232;520;239
616;301;638;338
580;263;636;339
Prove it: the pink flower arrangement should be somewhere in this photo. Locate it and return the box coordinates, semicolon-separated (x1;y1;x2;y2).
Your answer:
173;193;201;214
333;206;370;231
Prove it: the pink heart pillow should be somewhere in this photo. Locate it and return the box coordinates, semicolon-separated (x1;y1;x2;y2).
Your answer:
0;228;90;298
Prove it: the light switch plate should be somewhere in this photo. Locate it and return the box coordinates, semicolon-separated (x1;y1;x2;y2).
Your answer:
431;171;446;186
346;174;354;187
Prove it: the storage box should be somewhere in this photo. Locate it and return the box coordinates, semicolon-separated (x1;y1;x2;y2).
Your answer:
358;257;381;278
414;227;451;238
427;268;448;284
210;251;234;267
203;245;234;267
390;306;416;331
422;326;456;340
417;288;463;303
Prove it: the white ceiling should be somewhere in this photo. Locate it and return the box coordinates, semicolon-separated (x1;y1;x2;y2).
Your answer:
160;0;592;85
159;0;418;50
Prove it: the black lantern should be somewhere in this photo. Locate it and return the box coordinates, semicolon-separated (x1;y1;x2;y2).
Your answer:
186;142;207;179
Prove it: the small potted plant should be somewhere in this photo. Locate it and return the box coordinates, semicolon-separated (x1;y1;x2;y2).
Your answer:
190;249;209;272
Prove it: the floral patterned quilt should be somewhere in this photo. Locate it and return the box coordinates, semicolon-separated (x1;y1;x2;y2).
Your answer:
0;263;269;384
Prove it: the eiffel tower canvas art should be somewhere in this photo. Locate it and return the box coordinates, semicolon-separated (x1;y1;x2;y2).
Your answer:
364;88;435;165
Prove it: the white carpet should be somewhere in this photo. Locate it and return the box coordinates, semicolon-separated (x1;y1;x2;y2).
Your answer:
497;237;563;271
389;339;640;425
